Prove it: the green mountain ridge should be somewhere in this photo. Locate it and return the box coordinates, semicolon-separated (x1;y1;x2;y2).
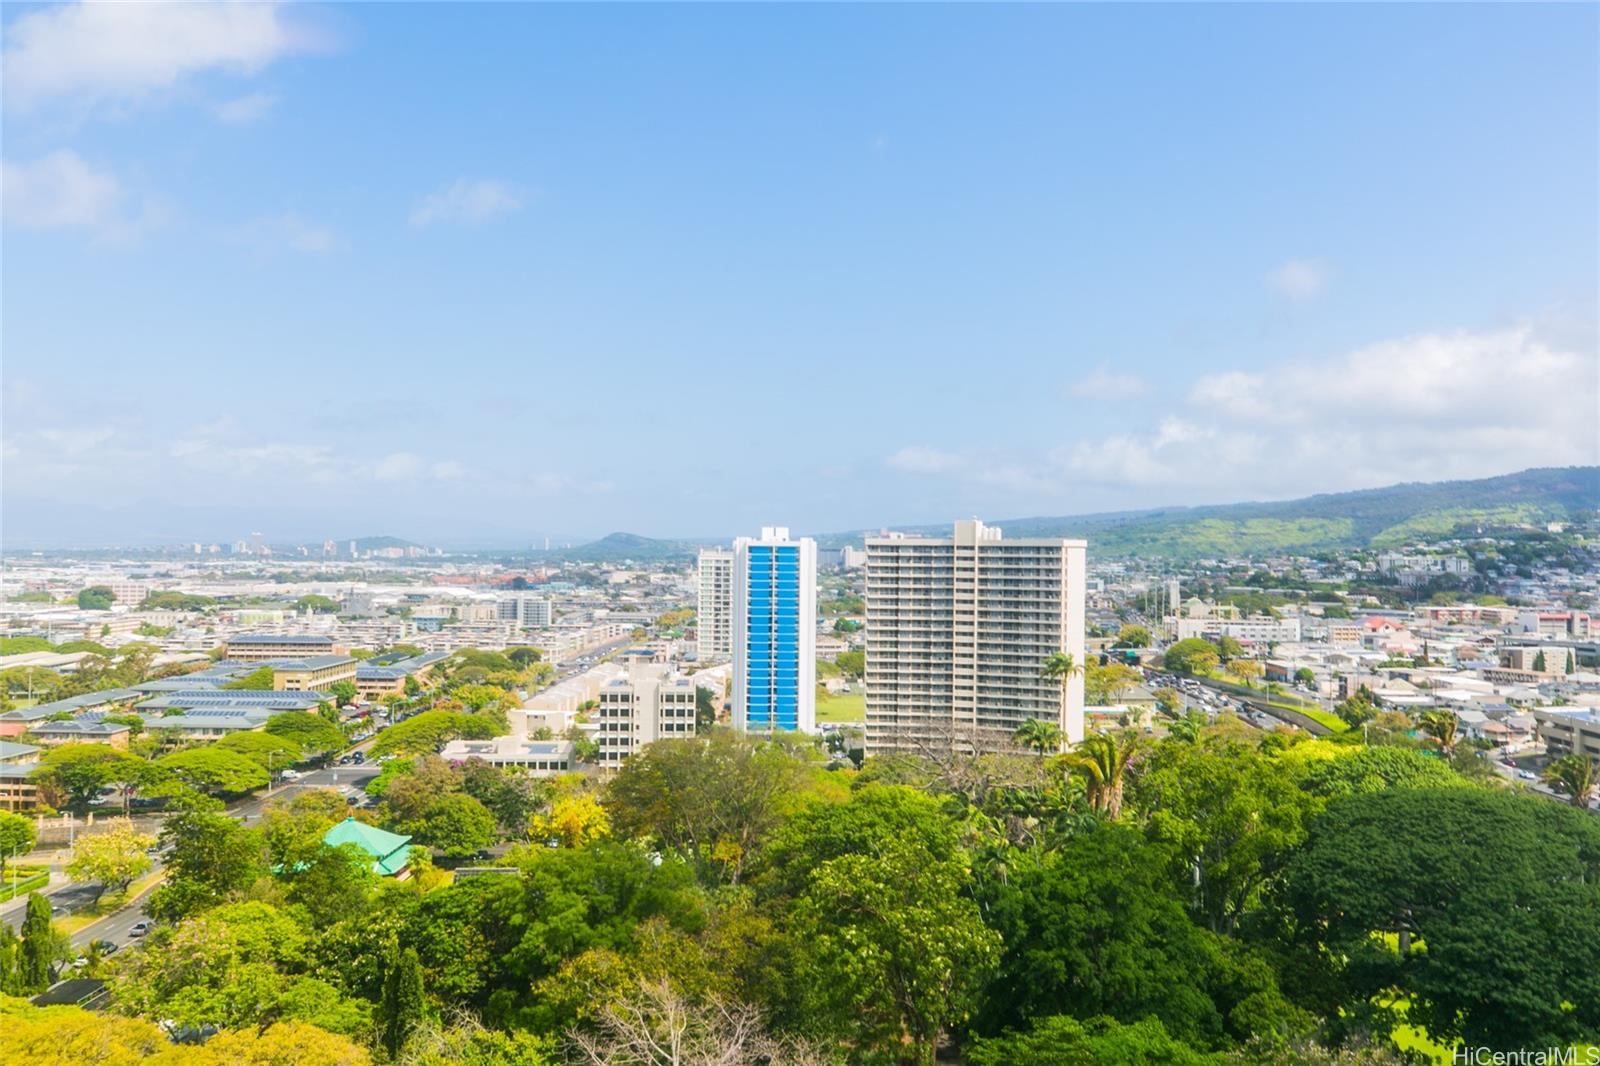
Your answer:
831;466;1599;559
544;467;1597;562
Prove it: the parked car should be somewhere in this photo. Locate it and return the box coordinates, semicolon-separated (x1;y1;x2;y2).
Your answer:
129;920;153;937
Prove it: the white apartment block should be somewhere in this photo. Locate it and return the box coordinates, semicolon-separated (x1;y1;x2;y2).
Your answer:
595;664;700;768
697;549;734;660
865;519;1086;754
498;593;554;629
1171;615;1303;644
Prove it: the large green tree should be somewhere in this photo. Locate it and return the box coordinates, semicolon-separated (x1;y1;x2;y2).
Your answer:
968;1014;1214;1066
606;732;828;885
378;944;429;1058
157;747;270;795
147;799;266;921
401;793;496;858
76;586;116;610
264;711;346;758
29;743;149;815
1132;741;1314;934
780;788;1000;1064
369;710;497;759
18;892;63;993
1164;639;1221;676
65;818;155;902
1282;787;1600;1048
975;825;1301;1050
1114;624;1152;648
0;811;37;876
215;731;304;774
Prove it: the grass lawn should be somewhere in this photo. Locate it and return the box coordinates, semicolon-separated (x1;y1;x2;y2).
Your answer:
1380;994;1597;1065
816;691;865;724
0;866;49;903
1292;706;1351;733
58;868;167;936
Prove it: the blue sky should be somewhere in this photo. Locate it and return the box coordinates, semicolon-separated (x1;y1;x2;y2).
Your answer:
3;2;1596;547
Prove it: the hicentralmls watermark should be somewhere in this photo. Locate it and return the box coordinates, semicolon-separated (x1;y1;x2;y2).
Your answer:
1452;1050;1600;1066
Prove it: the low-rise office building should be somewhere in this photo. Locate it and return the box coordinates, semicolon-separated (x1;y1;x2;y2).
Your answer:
438;737;576;775
0;740;41;812
272;655;357;692
134;708;273;740
1533;707;1600;761
25;719;131;749
355;664;409;700
225;634;340;662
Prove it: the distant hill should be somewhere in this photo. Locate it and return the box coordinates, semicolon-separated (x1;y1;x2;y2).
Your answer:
524;468;1596;564
821;467;1599;560
347;535;418;551
539;531;718;564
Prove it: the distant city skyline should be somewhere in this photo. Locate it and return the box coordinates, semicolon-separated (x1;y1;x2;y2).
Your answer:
3;3;1596;546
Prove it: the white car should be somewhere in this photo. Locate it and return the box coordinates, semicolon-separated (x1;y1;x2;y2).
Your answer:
279;770;302;781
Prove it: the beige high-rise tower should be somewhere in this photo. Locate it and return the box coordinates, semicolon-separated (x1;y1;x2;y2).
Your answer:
864;519;1086;754
696;548;734;660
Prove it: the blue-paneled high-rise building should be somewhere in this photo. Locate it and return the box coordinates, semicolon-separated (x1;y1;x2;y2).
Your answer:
732;527;817;734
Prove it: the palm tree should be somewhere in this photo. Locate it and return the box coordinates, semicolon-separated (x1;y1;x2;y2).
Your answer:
1014;717;1063;755
1417;710;1459;757
1541;754;1600;809
1168;709;1204;744
1060;730;1141;819
1041;651;1082;714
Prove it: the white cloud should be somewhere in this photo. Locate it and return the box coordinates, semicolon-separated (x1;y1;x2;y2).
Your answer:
372;453;470;484
409;179;524;228
213;91;277;124
1;150;119;229
1187;370;1272;419
886;446;965;475
884;324;1598;504
35;427;115;455
229;212;341;254
373;453;424;481
1082;325;1596;494
1067;367;1148;399
3;2;315;114
1267;258;1328;300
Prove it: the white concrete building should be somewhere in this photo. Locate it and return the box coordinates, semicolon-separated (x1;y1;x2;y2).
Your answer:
1171;615;1303;644
439;737;575;775
697;548;735;659
865;519;1086;754
596;664;700;767
497;593;553;629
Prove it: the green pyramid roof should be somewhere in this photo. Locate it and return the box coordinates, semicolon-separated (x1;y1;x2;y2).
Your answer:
323;816;412;876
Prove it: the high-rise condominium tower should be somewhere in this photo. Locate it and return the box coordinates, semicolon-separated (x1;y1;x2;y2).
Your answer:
697;548;734;660
733;527;817;734
865;519;1086;754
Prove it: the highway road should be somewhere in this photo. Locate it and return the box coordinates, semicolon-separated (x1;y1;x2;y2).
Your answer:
3;648;631;958
3;752;382;952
